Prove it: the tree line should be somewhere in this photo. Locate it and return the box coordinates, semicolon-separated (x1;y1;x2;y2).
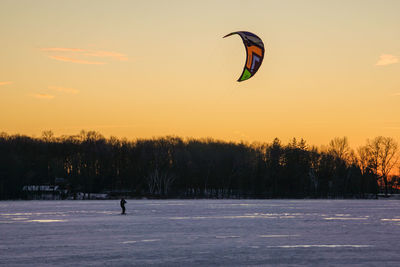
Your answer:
0;131;398;200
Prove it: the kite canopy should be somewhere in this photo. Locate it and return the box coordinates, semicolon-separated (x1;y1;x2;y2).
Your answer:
223;31;265;82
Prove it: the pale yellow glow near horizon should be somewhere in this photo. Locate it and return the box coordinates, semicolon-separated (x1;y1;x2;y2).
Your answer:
0;0;399;153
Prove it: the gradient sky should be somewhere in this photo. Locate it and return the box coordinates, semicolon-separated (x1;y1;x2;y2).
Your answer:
1;0;399;149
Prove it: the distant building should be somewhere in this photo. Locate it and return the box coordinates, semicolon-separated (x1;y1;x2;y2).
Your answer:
66;192;108;200
22;185;66;200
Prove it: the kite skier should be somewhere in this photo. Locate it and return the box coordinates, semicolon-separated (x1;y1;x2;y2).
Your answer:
120;198;127;215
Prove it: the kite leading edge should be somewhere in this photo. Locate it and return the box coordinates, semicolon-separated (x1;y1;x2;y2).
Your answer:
223;31;265;82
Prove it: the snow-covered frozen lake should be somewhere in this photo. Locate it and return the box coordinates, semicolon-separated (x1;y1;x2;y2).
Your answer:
1;199;400;266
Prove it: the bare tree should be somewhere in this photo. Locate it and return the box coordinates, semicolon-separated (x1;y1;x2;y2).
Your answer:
163;174;175;195
146;169;175;196
366;136;399;195
146;169;162;195
357;146;370;175
328;137;351;163
41;130;54;142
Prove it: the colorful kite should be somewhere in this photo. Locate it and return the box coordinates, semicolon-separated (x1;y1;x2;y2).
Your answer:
223;31;265;82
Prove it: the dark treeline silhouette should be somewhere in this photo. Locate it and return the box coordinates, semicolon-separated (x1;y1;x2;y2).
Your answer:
0;131;398;200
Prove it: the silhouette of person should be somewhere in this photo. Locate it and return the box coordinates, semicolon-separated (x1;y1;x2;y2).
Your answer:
120;198;127;214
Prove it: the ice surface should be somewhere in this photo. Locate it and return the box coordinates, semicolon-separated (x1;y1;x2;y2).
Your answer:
1;199;400;266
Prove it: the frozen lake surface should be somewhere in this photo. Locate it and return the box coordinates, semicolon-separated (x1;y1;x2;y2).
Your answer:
1;199;400;266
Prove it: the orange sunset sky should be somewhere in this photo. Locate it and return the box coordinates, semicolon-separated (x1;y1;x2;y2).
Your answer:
0;0;399;149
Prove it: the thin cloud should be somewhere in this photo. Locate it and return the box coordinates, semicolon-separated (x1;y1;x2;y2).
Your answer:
42;47;128;63
83;50;128;61
41;47;86;52
33;94;55;99
49;86;79;94
375;54;399;66
48;55;106;65
0;81;13;86
393;92;400;96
